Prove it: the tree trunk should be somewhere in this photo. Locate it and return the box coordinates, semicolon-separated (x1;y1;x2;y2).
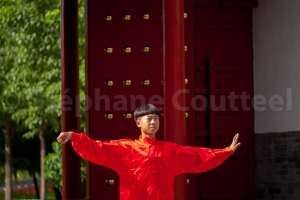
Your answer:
39;129;46;200
32;171;40;199
3;116;14;200
4;129;12;200
54;187;62;200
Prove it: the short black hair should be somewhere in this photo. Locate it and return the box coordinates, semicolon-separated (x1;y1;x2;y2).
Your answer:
134;104;159;121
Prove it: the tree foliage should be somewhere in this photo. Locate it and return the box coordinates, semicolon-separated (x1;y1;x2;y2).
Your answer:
0;0;86;198
45;142;86;188
44;142;62;188
0;0;62;199
7;0;62;136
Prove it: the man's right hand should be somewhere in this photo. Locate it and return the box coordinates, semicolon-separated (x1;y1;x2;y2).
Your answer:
57;132;72;144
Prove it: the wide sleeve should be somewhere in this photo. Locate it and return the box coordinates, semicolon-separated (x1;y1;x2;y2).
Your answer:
70;131;124;172
173;144;233;175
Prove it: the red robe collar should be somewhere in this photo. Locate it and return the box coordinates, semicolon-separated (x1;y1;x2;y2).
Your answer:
138;135;157;144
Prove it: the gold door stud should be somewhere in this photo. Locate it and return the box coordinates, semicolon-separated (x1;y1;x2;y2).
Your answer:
123;14;131;21
123;46;131;54
105;113;113;120
105;79;113;87
123;79;132;86
104;14;112;21
104;46;113;54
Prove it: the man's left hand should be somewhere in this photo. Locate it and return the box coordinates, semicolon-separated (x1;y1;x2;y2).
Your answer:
230;133;241;152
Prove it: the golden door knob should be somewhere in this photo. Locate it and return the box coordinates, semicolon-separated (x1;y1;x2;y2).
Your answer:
106;179;115;186
104;14;112;21
105;79;113;87
185;78;188;85
123;79;131;86
184;12;188;19
186;179;190;184
123;46;131;54
142;46;150;53
184;45;188;52
124;113;132;120
142;79;150;86
123;14;131;21
185;112;189;118
142;13;150;20
104;46;113;54
105;113;113;120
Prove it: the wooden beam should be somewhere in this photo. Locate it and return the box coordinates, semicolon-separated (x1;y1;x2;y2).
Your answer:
61;0;82;199
163;0;186;199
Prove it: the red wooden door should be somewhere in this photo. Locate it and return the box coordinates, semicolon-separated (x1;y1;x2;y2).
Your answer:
86;0;164;199
86;0;255;199
187;5;255;200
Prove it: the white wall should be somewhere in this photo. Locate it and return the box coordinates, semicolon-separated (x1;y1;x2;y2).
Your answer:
253;0;300;133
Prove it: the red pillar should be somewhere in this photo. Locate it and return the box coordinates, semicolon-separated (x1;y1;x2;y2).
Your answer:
163;0;186;199
61;0;82;199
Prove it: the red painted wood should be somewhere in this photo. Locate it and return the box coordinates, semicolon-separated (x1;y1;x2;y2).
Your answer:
194;0;258;7
209;57;216;148
194;6;255;199
60;0;82;199
85;0;255;199
86;0;164;199
163;0;186;199
221;0;258;8
244;8;256;200
184;0;197;199
84;0;92;198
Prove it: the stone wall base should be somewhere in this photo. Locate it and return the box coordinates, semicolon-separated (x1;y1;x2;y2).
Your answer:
255;131;300;199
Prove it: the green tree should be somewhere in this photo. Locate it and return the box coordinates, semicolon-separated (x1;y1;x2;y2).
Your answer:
1;0;85;199
45;141;86;199
0;0;61;199
11;1;61;199
0;1;27;199
44;142;62;198
11;129;40;197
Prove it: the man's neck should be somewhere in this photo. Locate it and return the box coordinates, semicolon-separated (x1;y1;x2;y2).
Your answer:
141;133;155;139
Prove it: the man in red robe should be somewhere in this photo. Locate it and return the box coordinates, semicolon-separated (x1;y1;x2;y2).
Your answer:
57;104;240;200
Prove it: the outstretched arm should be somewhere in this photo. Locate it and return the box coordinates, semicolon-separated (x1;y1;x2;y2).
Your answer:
174;133;241;175
56;131;123;171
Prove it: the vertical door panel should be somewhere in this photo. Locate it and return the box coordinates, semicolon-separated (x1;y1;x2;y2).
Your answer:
194;6;254;200
87;0;163;199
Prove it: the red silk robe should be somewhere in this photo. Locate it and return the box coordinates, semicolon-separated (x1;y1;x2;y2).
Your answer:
70;132;233;200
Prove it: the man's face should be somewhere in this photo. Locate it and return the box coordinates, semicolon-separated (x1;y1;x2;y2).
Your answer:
136;114;159;137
